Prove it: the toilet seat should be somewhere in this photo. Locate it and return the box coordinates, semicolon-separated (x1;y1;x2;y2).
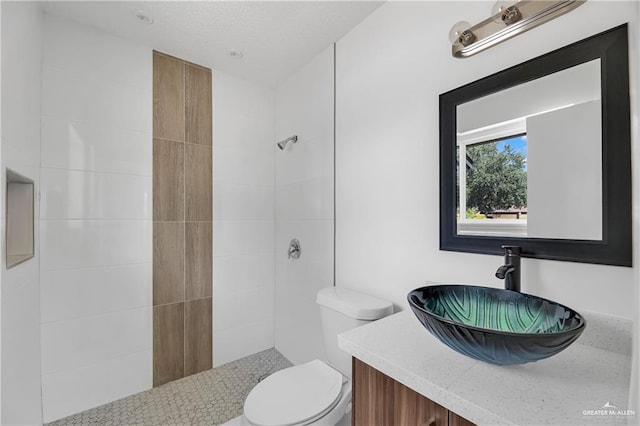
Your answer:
243;359;344;426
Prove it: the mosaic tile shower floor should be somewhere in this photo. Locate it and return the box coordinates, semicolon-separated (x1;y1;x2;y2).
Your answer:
47;348;293;426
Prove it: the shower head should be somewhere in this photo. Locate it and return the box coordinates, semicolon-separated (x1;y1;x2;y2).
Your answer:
277;135;298;150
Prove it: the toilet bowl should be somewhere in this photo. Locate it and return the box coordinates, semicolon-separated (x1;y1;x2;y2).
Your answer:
241;360;351;426
240;286;393;426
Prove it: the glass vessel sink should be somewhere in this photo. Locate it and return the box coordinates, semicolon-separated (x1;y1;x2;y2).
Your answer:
407;285;586;365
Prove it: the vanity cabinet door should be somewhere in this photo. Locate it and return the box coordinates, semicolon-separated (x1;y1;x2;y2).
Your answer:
352;358;474;426
352;356;395;425
393;379;448;426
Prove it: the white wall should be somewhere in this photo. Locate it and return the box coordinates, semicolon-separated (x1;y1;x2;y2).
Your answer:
39;15;152;422
1;2;44;424
335;1;638;319
274;46;334;365
213;71;276;366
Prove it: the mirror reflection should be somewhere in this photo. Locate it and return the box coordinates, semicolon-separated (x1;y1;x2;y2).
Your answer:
455;59;602;240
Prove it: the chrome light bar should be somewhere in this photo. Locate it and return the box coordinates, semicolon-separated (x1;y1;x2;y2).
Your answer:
452;0;586;58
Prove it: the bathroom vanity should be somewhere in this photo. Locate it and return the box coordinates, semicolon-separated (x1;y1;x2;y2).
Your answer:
340;311;632;425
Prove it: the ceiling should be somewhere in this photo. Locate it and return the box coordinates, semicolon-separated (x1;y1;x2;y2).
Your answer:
41;1;384;88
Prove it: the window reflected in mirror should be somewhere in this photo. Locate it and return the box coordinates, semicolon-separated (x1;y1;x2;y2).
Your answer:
458;134;527;237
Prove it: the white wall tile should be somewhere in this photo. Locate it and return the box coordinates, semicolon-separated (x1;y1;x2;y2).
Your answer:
275;220;333;264
213;71;276;127
275;46;333;187
213;253;274;299
40;168;151;219
274;288;326;366
41;115;152;176
42;350;152;423
213;145;274;186
273;45;335;366
1;278;40;331
1;2;43;423
212;70;276;366
41;264;152;323
213;220;274;257
214;183;274;221
275;178;333;220
214;285;274;332
273;231;332;366
274;134;334;186
39;15;154;421
275;258;332;302
41;307;152;375
214;110;275;155
213;321;274;367
42;64;151;134
1;32;42;155
42;14;151;91
1;326;43;426
41;220;152;271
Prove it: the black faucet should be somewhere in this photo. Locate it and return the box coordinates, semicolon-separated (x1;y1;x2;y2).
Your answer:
496;245;521;292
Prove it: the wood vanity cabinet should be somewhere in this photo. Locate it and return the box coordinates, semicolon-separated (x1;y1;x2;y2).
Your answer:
352;358;475;426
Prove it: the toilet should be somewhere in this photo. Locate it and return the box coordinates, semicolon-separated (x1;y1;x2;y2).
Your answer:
240;286;393;426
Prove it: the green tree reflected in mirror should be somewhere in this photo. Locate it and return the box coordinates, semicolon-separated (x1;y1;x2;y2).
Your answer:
466;134;527;217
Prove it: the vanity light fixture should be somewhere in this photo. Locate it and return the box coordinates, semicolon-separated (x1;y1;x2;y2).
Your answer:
450;0;586;58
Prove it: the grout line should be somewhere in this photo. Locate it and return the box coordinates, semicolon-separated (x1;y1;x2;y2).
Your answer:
183;59;188;381
153;300;185;309
184;141;212;148
38;50;47;424
40;111;151;136
41;261;151;273
214;181;274;188
183;295;213;304
41;304;153;326
154;136;185;144
333;42;337;287
40;165;152;178
41;218;152;221
40;263;151;273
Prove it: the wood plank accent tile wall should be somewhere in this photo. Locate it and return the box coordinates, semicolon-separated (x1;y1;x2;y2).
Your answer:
153;51;213;387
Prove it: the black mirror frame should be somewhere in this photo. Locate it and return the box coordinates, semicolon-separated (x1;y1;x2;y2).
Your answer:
440;24;631;267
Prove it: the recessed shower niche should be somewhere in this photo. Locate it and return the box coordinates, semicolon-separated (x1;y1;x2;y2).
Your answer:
5;168;35;268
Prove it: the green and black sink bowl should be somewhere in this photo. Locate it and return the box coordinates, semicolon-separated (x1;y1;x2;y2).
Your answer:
407;285;586;365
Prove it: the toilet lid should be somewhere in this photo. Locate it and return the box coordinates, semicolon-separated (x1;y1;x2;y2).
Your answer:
244;359;343;426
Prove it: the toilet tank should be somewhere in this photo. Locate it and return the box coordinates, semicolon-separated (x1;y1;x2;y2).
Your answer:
316;287;393;378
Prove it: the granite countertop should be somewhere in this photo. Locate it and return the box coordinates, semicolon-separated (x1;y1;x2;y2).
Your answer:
338;311;633;425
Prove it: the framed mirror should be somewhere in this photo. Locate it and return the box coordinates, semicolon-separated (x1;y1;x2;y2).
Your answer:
440;24;631;266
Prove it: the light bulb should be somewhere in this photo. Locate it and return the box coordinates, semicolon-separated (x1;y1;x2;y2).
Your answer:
492;0;522;25
448;21;475;46
491;1;515;17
